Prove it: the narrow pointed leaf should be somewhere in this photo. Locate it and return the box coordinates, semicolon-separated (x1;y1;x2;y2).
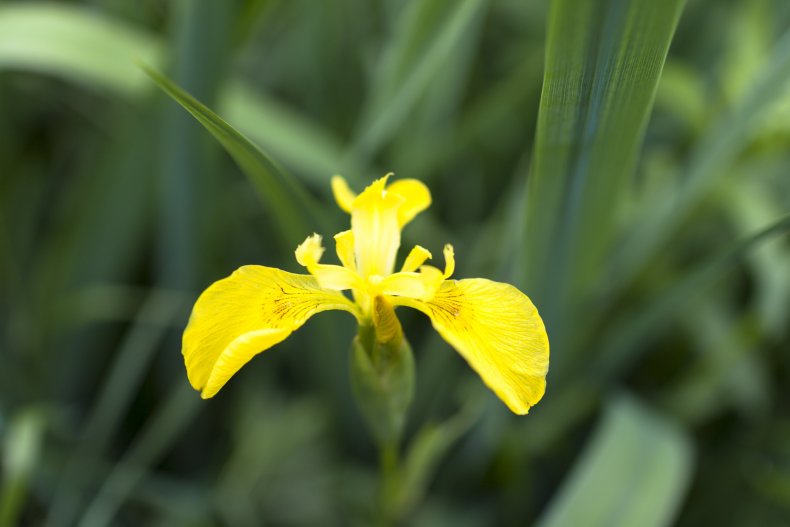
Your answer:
220;82;364;187
536;395;693;527
351;0;488;159
0;3;162;95
78;384;202;527
141;63;328;244
597;212;790;378
0;4;355;200
1;409;44;527
523;0;685;336
614;28;790;287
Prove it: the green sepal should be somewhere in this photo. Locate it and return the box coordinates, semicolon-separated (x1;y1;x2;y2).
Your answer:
350;297;415;448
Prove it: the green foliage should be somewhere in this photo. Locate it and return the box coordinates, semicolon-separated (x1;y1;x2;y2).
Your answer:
0;3;163;95
2;0;790;525
350;321;415;450
524;0;686;376
141;62;327;246
536;395;693;527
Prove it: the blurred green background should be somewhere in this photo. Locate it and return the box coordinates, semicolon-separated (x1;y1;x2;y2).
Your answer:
2;0;790;525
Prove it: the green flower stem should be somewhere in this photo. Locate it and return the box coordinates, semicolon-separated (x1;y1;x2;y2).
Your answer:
378;440;400;526
350;298;415;525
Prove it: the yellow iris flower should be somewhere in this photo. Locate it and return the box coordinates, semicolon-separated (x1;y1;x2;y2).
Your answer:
182;174;549;414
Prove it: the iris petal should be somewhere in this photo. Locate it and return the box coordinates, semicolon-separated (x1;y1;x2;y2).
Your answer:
331;175;356;213
442;244;455;278
401;245;432;273
351;177;404;277
295;233;324;266
392;279;549;414
183;266;359;398
379;271;431;299
334;230;357;270
387;179;432;227
296;233;361;290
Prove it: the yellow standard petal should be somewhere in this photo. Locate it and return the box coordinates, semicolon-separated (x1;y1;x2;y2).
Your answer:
334;230;356;270
351;176;404;277
331;175;356;213
392;279;549;414
182;266;359;398
386;178;432;227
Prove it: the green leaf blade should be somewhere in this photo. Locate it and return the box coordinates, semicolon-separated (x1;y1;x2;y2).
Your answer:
614;28;790;288
0;3;163;95
140;63;329;245
536;395;694;527
351;0;488;160
524;0;685;371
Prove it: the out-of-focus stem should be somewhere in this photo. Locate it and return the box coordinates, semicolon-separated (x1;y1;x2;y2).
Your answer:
377;440;400;527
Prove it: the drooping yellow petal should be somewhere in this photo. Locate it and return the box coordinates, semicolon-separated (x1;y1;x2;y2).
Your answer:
183;266;359;398
203;328;290;398
295;233;361;291
331;175;356;213
387;178;431;227
392;279;549;414
351;176;404;277
401;245;432;273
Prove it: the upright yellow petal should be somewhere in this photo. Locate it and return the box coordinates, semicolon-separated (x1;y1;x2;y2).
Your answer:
392;279;549;414
183;266;359;398
295;233;325;266
441;244;455;278
387;179;431;227
351;176;404;277
331;175;356;213
295;233;361;291
334;230;356;270
401;245;432;273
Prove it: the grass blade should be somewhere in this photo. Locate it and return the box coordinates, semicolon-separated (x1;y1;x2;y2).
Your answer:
523;0;685;376
536;395;693;527
0;3;350;205
141;63;331;245
157;0;235;289
0;409;44;527
0;3;162;95
45;291;186;527
351;0;488;160
597;212;790;379
613;28;790;288
77;383;202;527
220;81;365;187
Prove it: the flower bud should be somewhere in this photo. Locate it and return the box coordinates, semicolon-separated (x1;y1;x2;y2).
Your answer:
350;296;414;447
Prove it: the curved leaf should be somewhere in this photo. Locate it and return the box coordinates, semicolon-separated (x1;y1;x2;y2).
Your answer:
522;0;685;371
141;64;331;244
0;3;162;95
537;395;693;527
